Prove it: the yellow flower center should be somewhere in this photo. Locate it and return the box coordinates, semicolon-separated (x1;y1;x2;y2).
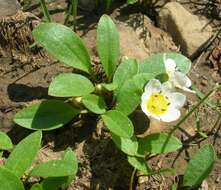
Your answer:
146;93;169;116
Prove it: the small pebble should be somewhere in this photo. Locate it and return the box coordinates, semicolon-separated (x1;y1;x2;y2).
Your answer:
200;79;208;86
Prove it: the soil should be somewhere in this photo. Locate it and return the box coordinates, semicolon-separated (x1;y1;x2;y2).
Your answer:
1;0;221;190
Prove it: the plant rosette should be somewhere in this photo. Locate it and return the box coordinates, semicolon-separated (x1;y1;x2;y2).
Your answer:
141;79;186;122
164;57;195;93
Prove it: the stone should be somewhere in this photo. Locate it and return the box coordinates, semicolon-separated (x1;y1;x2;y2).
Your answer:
117;14;178;61
118;23;149;60
158;2;213;57
0;0;21;17
134;14;178;54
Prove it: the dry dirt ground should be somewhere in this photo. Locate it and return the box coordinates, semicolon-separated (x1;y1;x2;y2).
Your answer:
1;0;221;190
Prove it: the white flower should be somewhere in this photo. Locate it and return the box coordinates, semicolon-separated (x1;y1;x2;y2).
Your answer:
141;79;186;122
164;58;194;93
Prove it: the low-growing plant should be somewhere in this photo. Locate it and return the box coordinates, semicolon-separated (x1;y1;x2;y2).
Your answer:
13;14;218;188
0;131;78;190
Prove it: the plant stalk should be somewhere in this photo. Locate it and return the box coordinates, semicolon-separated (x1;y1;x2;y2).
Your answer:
170;88;217;135
39;0;51;22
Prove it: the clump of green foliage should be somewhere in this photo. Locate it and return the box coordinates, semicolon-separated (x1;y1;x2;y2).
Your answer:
10;13;218;189
0;131;78;190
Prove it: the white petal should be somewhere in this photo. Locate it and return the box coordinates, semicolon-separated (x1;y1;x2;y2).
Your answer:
160;108;181;122
144;79;161;94
141;92;150;102
165;58;176;73
173;72;192;88
180;87;196;93
162;81;175;95
168;92;186;109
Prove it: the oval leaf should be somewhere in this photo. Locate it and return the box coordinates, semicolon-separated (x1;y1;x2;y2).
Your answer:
63;148;78;177
14;100;79;130
127;156;151;175
30;160;73;178
30;148;78;178
138;133;182;155
41;177;68;190
82;94;106;114
0;167;24;190
48;73;94;97
97;15;120;79
60;148;78;188
115;78;140;115
101;83;118;91
102;110;134;138
111;133;138;156
115;73;154;115
30;184;43;190
139;53;191;76
183;144;216;188
113;58;138;94
5;131;42;178
0;131;13;150
139;53;166;76
33;23;91;73
165;52;191;74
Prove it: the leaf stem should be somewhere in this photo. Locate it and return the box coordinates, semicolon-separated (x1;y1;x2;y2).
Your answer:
129;168;136;190
72;0;78;31
64;0;78;31
39;0;51;22
170;88;217;135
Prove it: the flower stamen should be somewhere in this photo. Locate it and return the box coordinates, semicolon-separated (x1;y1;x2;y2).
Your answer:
146;93;169;116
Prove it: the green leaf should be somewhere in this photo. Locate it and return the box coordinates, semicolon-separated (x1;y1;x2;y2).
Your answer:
61;148;78;189
139;54;165;76
183;144;216;188
0;167;24;190
113;58;138;94
30;160;72;178
111;134;138;156
5;131;42;178
127;156;151;175
164;52;191;74
30;184;43;190
138;133;182;155
115;78;140;115
132;73;156;90
101;83;118;91
63;148;78;177
102;110;134;138
41;177;68;190
30;148;78;178
127;0;138;4
30;177;69;190
128;156;175;176
33;23;91;73
115;73;154;115
97;15;120;80
171;184;177;190
48;73;94;97
139;53;191;76
14;100;79;130
0;131;13;150
82;94;106;114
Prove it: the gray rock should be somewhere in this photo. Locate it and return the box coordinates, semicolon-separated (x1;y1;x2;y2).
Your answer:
118;14;178;61
118;23;149;61
0;0;21;17
158;2;213;57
